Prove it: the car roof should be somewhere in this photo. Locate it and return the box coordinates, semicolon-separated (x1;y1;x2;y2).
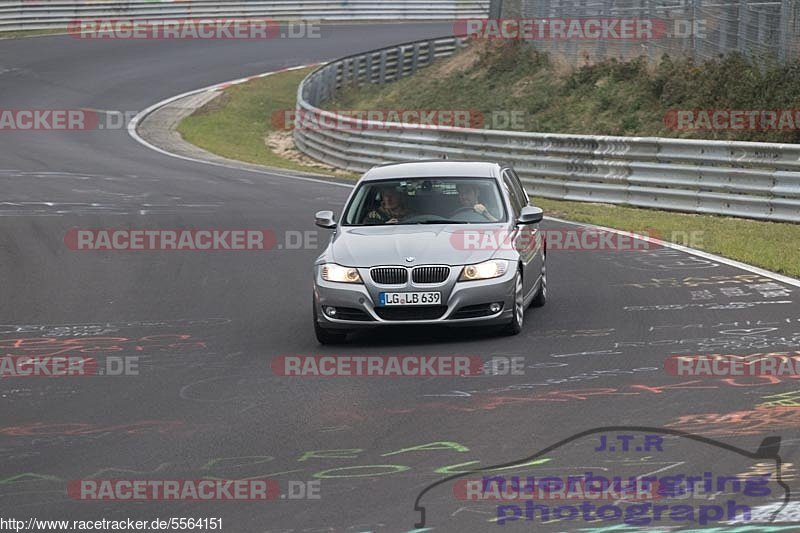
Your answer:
361;160;504;181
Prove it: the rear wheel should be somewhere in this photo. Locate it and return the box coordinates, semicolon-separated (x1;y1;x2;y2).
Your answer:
530;258;547;308
502;270;524;336
313;300;348;344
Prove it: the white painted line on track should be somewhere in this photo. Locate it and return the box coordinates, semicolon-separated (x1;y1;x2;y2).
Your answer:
127;63;352;190
547;215;800;288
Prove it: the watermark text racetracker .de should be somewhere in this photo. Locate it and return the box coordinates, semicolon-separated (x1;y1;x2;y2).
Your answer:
453;474;662;503
455;18;707;40
450;228;705;252
67;19;320;40
0;355;138;377
665;352;800;377
0;109;136;131
64;229;317;251
272;355;526;377
665;109;800;132
67;479;320;500
273;109;529;131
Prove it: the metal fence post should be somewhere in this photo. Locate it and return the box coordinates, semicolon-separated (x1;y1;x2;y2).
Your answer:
379;50;387;85
718;2;728;58
399;45;409;77
311;77;320;106
646;0;655;65
489;0;503;18
597;0;608;63
757;9;767;54
342;59;351;85
778;0;790;63
564;0;576;63
357;56;365;85
427;39;437;66
691;0;700;62
328;67;338;100
737;0;749;56
366;53;374;84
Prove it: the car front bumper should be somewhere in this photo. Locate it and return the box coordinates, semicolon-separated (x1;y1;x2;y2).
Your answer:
313;265;516;330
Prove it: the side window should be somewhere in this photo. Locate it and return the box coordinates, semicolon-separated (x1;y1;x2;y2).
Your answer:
344;185;369;225
508;169;529;207
502;171;523;217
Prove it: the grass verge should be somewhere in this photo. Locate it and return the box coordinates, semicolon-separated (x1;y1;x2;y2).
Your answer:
176;67;356;177
176;61;800;278
0;28;69;39
535;197;800;278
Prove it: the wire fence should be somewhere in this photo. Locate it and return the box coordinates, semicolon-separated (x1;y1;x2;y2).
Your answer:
491;0;800;64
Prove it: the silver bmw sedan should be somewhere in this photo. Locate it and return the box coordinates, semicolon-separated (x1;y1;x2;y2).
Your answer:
312;161;546;344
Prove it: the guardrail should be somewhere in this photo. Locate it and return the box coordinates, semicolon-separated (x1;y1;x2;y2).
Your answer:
294;36;800;223
0;1;489;32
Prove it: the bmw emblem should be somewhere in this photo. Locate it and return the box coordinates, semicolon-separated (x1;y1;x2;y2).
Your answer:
405;257;415;263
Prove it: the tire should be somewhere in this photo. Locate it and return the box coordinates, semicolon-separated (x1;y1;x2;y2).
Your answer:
313;301;348;344
502;270;524;336
530;258;547;308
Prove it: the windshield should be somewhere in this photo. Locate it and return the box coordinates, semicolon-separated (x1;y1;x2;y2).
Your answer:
342;177;507;225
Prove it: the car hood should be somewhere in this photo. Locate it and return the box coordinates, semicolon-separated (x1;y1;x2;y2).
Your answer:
328;224;502;267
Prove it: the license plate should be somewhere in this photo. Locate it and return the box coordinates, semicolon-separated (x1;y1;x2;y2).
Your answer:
379;292;441;306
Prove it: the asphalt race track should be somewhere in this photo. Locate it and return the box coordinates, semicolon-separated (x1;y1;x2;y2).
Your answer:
2;22;800;533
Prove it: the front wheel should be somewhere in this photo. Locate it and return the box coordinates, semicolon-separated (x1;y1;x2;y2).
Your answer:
313;301;349;344
502;270;524;336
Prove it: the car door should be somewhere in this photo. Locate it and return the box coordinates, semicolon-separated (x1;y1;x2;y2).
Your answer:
503;168;544;295
502;170;540;298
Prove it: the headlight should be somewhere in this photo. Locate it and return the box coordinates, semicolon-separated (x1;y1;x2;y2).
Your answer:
459;259;509;281
321;264;362;283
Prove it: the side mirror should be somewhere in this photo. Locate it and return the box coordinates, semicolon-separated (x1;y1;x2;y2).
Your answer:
315;210;337;229
517;206;543;225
